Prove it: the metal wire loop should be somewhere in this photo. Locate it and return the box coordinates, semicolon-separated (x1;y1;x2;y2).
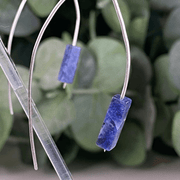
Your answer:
112;0;131;100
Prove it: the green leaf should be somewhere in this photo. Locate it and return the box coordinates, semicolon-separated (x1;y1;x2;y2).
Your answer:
71;93;111;152
126;0;149;18
150;0;180;11
161;114;173;147
75;47;97;89
154;54;178;102
111;122;146;166
61;32;72;44
0;108;13;151
126;0;149;48
96;0;111;9
45;90;59;99
28;0;58;17
0;66;42;114
164;8;180;49
102;0;130;33
65;47;97;99
161;103;179;147
88;37;126;93
154;99;171;137
38;92;75;135
0;0;40;36
169;40;180;93
128;46;152;94
34;37;67;91
129;86;156;150
172;111;180;156
128;17;149;48
61;32;84;48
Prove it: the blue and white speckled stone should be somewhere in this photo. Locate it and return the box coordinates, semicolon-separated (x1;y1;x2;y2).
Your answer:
58;44;81;84
96;95;132;151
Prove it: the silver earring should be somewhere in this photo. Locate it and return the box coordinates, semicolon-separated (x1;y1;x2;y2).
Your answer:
96;0;132;152
28;0;80;173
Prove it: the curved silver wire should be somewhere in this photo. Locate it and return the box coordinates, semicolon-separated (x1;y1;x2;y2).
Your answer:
28;0;81;172
28;0;66;171
8;0;27;115
72;0;80;46
112;0;131;100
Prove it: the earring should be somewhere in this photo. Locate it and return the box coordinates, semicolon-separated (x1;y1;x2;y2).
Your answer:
7;0;27;115
28;0;81;171
96;0;132;152
58;0;81;89
58;44;81;89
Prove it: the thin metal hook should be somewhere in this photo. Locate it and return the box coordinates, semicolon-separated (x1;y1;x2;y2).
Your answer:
8;0;27;115
28;0;81;172
6;0;38;170
112;0;131;100
72;0;81;46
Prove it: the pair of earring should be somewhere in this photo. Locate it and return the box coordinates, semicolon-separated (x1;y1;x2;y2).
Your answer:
27;0;132;167
4;0;132;177
28;0;80;170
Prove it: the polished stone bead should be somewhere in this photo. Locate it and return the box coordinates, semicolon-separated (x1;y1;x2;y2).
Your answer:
96;95;132;151
58;44;81;84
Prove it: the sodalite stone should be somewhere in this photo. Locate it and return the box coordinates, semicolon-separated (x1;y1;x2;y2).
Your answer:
58;44;81;84
96;95;132;151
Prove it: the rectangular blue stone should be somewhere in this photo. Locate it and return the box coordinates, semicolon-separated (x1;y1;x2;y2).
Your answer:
96;95;132;151
58;44;81;84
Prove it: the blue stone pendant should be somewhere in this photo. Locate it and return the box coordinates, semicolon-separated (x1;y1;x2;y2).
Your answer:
58;44;81;84
96;94;132;151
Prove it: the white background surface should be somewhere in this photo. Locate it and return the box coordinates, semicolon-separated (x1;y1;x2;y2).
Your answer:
1;143;180;180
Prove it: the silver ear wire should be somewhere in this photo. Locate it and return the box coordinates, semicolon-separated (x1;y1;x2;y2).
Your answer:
72;0;81;46
8;0;27;115
28;0;66;171
7;0;38;170
28;0;81;172
112;0;131;100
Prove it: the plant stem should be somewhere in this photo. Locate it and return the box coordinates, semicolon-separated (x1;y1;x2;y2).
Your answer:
8;136;29;144
89;10;97;40
72;89;100;94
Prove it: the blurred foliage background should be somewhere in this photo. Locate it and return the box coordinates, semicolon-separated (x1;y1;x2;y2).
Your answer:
1;0;180;170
